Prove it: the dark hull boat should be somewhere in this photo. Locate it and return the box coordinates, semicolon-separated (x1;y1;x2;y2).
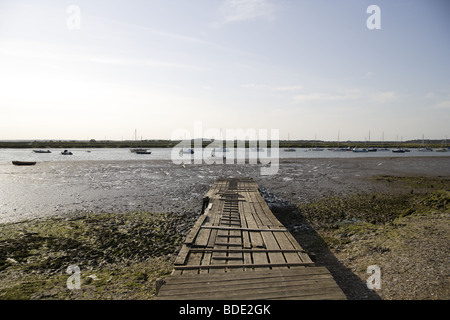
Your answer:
12;161;37;166
130;148;148;153
33;150;51;153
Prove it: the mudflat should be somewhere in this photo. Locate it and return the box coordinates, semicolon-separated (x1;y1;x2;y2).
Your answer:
1;157;449;223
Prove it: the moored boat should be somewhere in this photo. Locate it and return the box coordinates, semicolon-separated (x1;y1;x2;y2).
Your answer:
179;148;194;154
12;161;37;166
130;148;149;153
352;148;368;153
33;150;51;153
61;150;73;155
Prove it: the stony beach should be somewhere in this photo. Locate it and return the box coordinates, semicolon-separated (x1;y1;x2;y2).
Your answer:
0;156;449;299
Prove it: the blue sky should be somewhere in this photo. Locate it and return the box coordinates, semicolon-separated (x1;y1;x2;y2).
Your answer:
0;0;449;141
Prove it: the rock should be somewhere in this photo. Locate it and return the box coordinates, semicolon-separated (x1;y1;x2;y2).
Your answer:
155;278;166;294
87;274;99;281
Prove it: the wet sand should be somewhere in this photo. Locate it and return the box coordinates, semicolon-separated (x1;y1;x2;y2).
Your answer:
1;156;449;224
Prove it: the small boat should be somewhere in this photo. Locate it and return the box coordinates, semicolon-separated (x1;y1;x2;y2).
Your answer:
33;150;51;153
179;148;194;154
435;148;447;152
368;147;377;152
352;148;368;153
61;150;73;155
130;148;149;153
284;134;296;152
418;135;433;152
330;148;349;152
12;161;37;166
308;147;324;151
392;148;406;153
136;150;152;154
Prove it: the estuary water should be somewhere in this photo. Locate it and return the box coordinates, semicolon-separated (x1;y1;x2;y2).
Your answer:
1;147;448;164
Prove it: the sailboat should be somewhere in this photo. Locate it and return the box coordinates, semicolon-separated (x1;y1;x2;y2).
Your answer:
284;133;296;152
418;134;433;152
367;131;377;152
329;130;348;151
130;129;150;153
436;138;448;152
307;134;323;151
378;132;389;151
392;135;407;153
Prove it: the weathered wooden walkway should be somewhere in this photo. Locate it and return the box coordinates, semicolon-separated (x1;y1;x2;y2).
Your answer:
156;178;346;300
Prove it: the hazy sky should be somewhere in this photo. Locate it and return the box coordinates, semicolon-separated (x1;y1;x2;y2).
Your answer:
1;0;449;141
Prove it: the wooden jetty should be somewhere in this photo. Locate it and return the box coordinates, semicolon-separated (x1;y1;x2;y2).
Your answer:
156;178;346;300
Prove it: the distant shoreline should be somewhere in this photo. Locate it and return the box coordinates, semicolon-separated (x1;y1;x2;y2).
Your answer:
0;139;448;149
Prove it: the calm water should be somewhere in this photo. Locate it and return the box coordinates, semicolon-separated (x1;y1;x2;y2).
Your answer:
0;147;449;164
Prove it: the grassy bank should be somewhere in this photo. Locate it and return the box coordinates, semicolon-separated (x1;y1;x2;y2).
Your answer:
0;211;196;300
275;176;449;300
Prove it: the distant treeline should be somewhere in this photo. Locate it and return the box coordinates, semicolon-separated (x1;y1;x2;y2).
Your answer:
0;139;447;149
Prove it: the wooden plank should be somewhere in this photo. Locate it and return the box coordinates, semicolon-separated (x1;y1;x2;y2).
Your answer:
194;227;213;247
158;281;345;300
174;245;190;265
272;231;303;264
188;248;304;253
200;226;287;232
160;274;336;294
184;215;207;245
182;250;203;275
157;267;345;300
227;229;243;271
173;261;314;270
258;230;286;270
212;229;230;266
240;199;265;252
206;228;218;248
164;266;333;284
200;250;212;274
282;229;314;264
